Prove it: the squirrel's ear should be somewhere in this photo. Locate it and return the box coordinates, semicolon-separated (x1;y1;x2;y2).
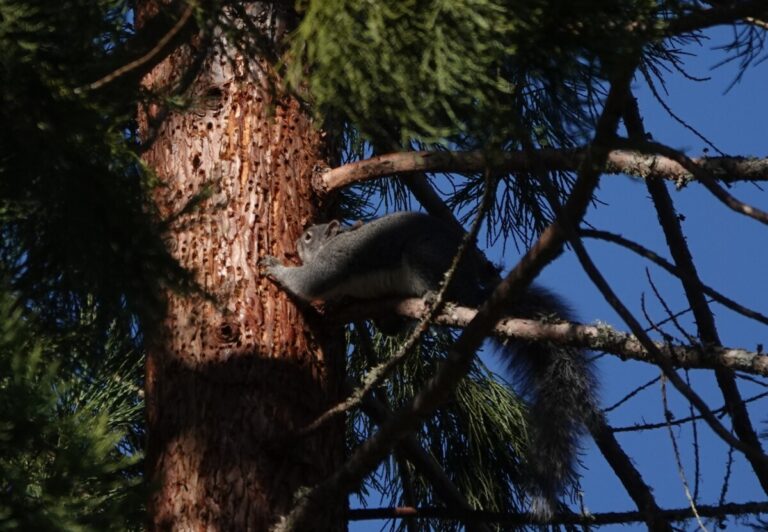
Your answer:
326;220;341;237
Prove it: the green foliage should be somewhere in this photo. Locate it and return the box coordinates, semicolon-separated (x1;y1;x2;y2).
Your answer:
0;290;145;531
5;0;758;529
0;1;178;528
291;0;656;147
0;0;186;328
347;326;530;529
291;0;666;249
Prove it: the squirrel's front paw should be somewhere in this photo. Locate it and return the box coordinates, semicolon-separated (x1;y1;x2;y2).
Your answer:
259;255;282;274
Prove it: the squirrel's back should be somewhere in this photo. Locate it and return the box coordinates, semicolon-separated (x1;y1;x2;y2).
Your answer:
301;212;488;302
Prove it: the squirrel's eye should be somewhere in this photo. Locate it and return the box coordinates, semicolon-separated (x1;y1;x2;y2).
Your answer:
304;233;312;242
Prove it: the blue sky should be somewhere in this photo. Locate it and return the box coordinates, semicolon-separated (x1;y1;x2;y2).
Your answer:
351;25;768;531
567;26;768;529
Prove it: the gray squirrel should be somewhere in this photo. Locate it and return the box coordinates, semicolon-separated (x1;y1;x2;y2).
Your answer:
262;211;598;518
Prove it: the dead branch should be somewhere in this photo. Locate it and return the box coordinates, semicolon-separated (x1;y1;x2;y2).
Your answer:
624;96;768;495
333;298;768;377
317;148;768;194
347;500;768;526
273;64;636;532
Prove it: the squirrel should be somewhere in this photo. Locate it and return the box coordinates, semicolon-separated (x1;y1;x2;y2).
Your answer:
262;211;598;518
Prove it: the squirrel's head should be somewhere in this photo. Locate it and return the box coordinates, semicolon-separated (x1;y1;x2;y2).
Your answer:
296;220;341;263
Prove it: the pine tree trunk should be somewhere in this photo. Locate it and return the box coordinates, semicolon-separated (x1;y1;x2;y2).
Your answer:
136;3;345;529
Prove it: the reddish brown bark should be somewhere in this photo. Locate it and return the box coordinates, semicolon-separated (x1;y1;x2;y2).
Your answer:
137;3;345;530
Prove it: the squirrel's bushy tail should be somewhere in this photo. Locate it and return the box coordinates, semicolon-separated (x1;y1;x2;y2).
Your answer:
499;286;599;518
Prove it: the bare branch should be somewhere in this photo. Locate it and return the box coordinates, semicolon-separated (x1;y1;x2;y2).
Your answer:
82;2;197;91
667;0;768;35
317;148;768;194
613;390;768;433
273;63;636;532
589;415;670;530
347;501;768;526
625;95;768;493
333;298;768;377
564;228;768;469
580;229;768;327
660;376;708;529
626;140;768;226
701;178;768;224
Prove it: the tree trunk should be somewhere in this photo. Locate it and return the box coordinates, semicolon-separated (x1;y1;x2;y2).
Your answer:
136;3;345;529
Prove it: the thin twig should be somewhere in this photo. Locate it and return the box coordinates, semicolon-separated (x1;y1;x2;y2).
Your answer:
580;229;768;326
84;2;196;91
612;390;768;433
347;500;768;526
624;96;768;494
604;376;661;414
660;375;709;531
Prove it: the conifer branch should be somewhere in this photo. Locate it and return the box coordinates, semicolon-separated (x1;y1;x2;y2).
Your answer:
624;96;768;495
668;0;768;34
580;229;768;327
359;391;494;532
347;500;768;526
84;2;197;91
333;298;768;377
317;149;768;194
273;63;636;532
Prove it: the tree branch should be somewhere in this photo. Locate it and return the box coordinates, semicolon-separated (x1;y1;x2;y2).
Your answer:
580;229;768;327
589;415;670;530
516;86;671;531
316;148;768;194
667;0;768;35
273;61;636;532
624;94;768;495
359;391;493;532
612;389;768;433
347;500;768;526
82;1;201;92
331;299;768;377
624;140;768;226
565;225;768;469
703;0;768;30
